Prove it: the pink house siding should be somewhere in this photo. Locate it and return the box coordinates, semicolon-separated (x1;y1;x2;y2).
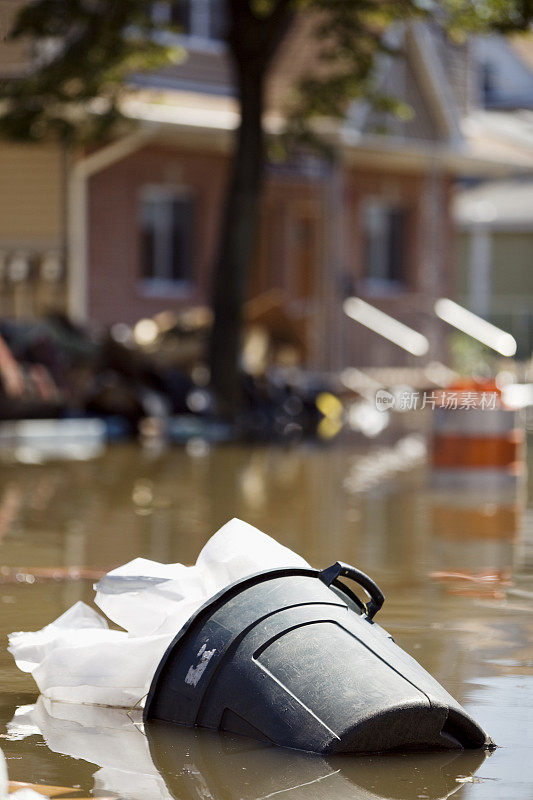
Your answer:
87;144;228;325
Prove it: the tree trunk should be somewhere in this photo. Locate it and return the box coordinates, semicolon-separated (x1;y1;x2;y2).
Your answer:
208;63;266;419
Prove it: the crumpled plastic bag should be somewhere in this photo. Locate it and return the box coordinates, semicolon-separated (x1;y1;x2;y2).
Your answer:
8;518;310;708
94;517;309;637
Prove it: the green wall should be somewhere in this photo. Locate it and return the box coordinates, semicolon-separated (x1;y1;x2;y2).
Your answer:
455;229;533;360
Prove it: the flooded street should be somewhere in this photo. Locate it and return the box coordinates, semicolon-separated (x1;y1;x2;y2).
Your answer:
0;437;532;800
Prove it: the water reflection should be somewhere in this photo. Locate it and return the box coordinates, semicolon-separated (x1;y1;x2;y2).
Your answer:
7;699;488;800
0;440;529;574
0;440;532;798
0;441;435;571
0;419;106;464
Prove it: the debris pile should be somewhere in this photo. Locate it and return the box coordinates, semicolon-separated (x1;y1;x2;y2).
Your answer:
0;306;333;444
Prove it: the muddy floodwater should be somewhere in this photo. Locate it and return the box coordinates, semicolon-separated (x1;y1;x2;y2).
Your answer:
0;437;532;800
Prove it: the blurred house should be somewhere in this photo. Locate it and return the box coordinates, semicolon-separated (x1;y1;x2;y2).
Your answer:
473;34;533;110
0;1;67;319
455;178;533;360
454;34;533;361
1;1;532;370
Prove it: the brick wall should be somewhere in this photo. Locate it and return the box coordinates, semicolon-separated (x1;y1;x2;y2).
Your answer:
87;144;228;325
340;167;453;367
87;142;453;368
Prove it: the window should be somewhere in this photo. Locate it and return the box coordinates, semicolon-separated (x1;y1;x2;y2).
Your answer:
152;0;227;42
481;61;497;107
360;200;407;290
140;187;195;288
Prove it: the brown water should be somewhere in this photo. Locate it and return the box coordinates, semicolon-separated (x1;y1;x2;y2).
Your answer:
0;438;532;800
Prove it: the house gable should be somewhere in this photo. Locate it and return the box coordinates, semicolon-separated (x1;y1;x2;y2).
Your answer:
351;24;464;145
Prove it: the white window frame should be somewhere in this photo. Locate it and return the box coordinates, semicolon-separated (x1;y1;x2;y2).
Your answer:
138;184;195;298
152;0;226;53
360;197;407;295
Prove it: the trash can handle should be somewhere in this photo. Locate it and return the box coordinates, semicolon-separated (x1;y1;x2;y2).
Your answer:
319;561;385;621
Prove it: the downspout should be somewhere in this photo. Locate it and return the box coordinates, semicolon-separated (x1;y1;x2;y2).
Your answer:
60;143;70;310
67;160;87;323
324;153;346;372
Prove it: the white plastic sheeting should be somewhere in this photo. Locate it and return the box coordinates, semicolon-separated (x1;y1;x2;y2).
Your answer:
8;518;310;708
8;700;169;800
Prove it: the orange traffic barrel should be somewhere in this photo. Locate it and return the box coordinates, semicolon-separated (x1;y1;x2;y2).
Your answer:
431;379;525;471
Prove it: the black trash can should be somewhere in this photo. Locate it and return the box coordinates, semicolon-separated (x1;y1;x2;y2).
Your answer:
144;562;490;754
